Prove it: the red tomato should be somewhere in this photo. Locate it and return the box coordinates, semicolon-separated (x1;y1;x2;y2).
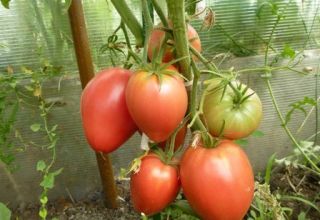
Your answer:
80;68;137;153
158;125;187;151
148;23;202;62
130;154;180;215
180;140;254;220
125;66;188;142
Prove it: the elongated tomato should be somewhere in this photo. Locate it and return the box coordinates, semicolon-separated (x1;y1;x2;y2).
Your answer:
180;140;254;220
125;66;188;142
81;67;137;153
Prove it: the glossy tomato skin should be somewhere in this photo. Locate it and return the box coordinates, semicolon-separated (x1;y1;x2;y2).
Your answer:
180;140;254;220
158;125;187;151
130;154;180;215
81;68;137;153
203;80;262;139
148;23;201;62
125;67;188;142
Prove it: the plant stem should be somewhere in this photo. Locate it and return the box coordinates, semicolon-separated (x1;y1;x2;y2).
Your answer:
110;0;144;47
190;45;218;72
265;80;320;172
141;0;154;62
151;0;168;27
166;0;192;80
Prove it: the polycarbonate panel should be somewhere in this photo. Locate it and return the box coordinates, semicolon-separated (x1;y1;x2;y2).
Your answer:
0;0;319;206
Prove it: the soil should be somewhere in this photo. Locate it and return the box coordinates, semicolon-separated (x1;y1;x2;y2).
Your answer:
13;179;140;220
270;165;320;220
13;166;320;220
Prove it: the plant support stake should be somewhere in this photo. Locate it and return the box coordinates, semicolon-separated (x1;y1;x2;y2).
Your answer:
68;0;118;208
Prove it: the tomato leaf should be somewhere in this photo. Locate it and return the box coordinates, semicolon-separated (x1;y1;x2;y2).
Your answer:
251;130;264;138
235;139;248;147
0;203;11;220
285;96;316;125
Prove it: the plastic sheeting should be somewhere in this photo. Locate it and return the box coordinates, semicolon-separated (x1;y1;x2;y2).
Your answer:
0;0;319;206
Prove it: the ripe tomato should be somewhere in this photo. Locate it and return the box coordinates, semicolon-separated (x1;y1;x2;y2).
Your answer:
203;79;262;139
180;140;254;220
158;125;187;151
130;154;180;215
125;66;188;142
80;68;137;153
148;23;201;62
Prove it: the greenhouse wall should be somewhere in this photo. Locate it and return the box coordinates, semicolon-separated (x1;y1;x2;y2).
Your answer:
0;0;319;207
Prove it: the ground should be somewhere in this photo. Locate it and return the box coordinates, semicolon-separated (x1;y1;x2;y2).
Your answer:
13;166;320;220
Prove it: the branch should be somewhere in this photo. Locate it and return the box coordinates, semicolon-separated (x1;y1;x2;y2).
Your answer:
110;0;144;47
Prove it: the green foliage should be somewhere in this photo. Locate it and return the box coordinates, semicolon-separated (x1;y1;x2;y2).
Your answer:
264;153;276;185
281;44;296;59
0;73;20;171
275;140;320;168
0;0;11;9
285;97;317;126
147;199;200;220
256;0;280;19
0;203;11;220
247;183;290;220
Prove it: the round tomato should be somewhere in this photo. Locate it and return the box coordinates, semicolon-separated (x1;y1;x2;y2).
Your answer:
180;139;254;220
125;66;188;142
148;22;201;62
158;125;187;151
203;79;262;139
130;154;180;215
81;67;137;153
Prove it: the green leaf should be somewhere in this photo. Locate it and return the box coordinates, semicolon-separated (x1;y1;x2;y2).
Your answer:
40;196;48;204
285;97;316;125
39;207;47;219
1;0;11;9
0;203;11;220
40;168;63;189
281;44;295;58
298;212;307;220
281;195;320;213
265;153;276;184
30;123;41;132
36;160;46;172
52;168;63;176
235;139;248;147
171;200;198;217
40;174;55;189
251;130;264;137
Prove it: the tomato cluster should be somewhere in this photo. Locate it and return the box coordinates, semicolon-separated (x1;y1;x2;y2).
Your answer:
80;21;262;219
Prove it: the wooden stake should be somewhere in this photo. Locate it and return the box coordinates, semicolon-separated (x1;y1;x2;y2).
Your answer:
68;0;118;209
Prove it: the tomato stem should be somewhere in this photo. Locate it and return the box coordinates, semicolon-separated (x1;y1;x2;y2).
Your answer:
265;79;320;172
189;45;218;72
151;0;168;27
141;0;154;63
166;0;192;80
110;0;144;47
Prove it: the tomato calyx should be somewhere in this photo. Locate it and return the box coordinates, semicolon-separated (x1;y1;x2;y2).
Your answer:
227;81;256;108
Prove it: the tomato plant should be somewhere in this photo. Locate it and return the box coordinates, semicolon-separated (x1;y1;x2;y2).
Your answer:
130;153;180;216
125;65;188;142
180;139;254;220
147;23;202;62
158;125;187;151
203;79;263;139
81;67;137;153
